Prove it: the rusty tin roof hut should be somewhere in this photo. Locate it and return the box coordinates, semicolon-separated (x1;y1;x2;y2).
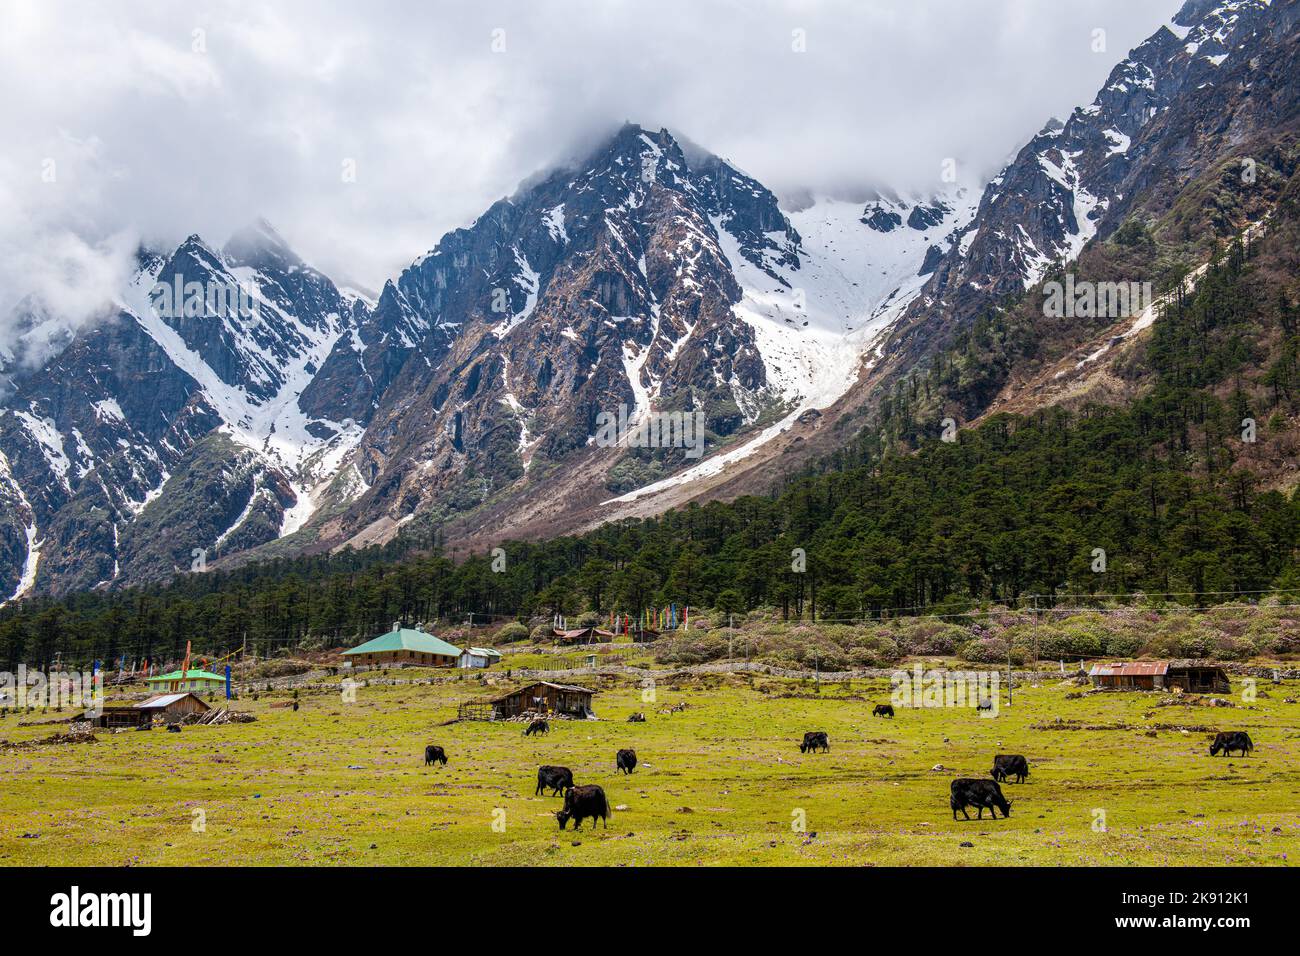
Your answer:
1088;660;1230;693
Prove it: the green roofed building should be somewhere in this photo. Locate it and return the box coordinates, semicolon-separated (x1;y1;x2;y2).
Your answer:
343;626;462;668
146;669;226;692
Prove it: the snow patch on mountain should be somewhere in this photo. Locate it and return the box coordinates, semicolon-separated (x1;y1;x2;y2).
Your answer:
709;190;978;411
0;449;39;605
118;248;360;535
12;410;72;491
604;191;979;506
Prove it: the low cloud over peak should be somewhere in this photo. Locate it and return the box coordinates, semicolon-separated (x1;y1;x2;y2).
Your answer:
1;0;1178;339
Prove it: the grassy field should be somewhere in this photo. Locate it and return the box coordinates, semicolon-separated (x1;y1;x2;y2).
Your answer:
1;670;1297;866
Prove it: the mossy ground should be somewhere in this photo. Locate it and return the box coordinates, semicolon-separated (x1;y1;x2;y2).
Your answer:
1;671;1296;866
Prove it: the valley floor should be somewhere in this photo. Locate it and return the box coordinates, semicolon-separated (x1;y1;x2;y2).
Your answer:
1;672;1296;866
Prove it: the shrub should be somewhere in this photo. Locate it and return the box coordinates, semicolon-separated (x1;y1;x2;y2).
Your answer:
1034;618;1104;659
959;637;1027;666
495;622;530;644
1101;630;1143;657
1209;633;1255;661
894;619;969;656
653;633;729;665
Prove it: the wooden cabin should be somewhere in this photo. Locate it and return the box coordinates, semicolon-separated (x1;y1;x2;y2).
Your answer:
484;681;596;719
81;692;210;728
84;704;152;729
1088;661;1168;690
1167;661;1232;693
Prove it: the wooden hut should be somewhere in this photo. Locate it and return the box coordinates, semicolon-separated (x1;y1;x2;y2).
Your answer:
472;681;597;720
137;692;211;724
1167;661;1231;693
83;704;151;729
82;692;210;728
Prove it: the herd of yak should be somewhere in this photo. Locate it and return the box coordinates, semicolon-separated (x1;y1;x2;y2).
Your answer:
420;706;1259;830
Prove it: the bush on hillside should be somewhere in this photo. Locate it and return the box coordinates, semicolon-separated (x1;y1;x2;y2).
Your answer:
494;622;530;644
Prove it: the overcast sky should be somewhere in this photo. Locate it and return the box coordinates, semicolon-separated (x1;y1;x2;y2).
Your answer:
0;0;1181;331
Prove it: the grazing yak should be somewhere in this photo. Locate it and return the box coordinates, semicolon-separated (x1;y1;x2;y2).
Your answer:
556;784;610;830
950;778;1012;820
535;765;575;796
872;704;895;718
166;724;182;733
524;718;550;737
990;754;1030;783
800;731;830;753
627;712;646;723
424;745;447;766
616;748;637;774
1209;731;1254;757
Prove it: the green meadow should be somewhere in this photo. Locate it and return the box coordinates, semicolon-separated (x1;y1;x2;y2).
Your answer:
1;671;1297;866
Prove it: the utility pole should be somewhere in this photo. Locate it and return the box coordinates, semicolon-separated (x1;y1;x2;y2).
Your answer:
1032;593;1041;671
1006;607;1014;708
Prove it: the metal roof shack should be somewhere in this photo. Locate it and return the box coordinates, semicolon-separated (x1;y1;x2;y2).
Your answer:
137;692;211;723
459;681;596;721
458;647;502;669
1089;660;1230;693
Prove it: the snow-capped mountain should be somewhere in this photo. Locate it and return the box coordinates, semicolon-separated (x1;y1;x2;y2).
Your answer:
888;0;1293;358
306;125;976;550
575;0;1300;529
0;125;968;597
0;223;368;596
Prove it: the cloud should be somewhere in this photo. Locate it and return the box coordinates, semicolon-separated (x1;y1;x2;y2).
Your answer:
0;0;1180;331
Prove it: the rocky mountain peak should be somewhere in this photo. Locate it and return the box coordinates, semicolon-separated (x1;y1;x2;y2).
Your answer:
223;218;304;272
